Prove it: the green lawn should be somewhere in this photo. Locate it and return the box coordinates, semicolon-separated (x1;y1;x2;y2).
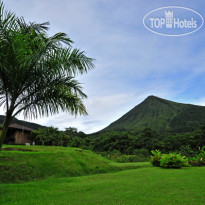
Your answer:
1;166;205;205
1;145;205;205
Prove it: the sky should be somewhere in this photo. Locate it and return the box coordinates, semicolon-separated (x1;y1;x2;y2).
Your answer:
2;0;205;133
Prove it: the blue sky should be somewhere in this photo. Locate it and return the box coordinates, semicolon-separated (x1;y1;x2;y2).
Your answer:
3;0;205;133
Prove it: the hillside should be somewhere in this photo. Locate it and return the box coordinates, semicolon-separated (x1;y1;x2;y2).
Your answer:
0;145;149;183
102;95;205;134
0;115;44;130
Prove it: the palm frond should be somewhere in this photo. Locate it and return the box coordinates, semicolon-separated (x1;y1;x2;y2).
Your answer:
0;0;94;121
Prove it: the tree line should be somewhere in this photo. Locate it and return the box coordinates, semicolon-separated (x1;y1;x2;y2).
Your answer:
29;125;205;159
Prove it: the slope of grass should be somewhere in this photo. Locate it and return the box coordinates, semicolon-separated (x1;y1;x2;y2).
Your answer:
1;166;205;205
0;145;150;183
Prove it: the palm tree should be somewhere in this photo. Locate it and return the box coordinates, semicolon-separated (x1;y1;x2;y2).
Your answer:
0;1;94;149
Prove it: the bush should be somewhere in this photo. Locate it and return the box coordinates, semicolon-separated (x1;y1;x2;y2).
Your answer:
133;148;149;157
160;153;188;168
179;145;197;157
113;155;149;163
189;146;205;166
150;150;162;167
62;135;71;147
100;149;149;163
69;137;81;147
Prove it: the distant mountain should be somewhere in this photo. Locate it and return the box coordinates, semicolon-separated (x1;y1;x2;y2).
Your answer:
102;95;205;134
0;115;45;130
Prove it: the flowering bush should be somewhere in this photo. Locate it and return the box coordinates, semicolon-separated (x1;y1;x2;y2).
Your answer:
150;150;188;168
150;150;162;167
189;146;205;166
160;153;188;168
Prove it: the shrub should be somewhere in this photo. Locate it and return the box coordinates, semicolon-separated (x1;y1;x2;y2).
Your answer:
160;153;188;168
100;149;149;163
179;145;197;157
150;150;162;167
113;155;149;163
62;135;71;147
133;148;149;157
69;137;81;147
189;146;205;166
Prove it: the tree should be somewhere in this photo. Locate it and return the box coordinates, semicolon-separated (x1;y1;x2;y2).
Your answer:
65;127;78;136
0;1;94;150
31;127;71;146
137;128;160;150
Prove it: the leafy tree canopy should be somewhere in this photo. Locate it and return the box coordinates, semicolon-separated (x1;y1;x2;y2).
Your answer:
0;1;94;149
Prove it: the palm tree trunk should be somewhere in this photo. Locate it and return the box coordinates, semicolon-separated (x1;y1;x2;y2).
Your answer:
0;113;12;151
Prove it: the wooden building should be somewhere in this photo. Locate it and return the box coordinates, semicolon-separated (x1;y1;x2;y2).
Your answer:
4;123;33;145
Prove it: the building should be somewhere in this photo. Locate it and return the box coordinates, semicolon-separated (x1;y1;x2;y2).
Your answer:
4;123;34;144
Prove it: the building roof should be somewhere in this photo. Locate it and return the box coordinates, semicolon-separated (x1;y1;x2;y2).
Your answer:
9;123;33;131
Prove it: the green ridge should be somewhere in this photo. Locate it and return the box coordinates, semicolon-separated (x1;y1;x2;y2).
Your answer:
102;95;205;134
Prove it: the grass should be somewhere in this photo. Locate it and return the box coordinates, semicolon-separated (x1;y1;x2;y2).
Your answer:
0;145;150;183
1;145;205;205
1;166;205;205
